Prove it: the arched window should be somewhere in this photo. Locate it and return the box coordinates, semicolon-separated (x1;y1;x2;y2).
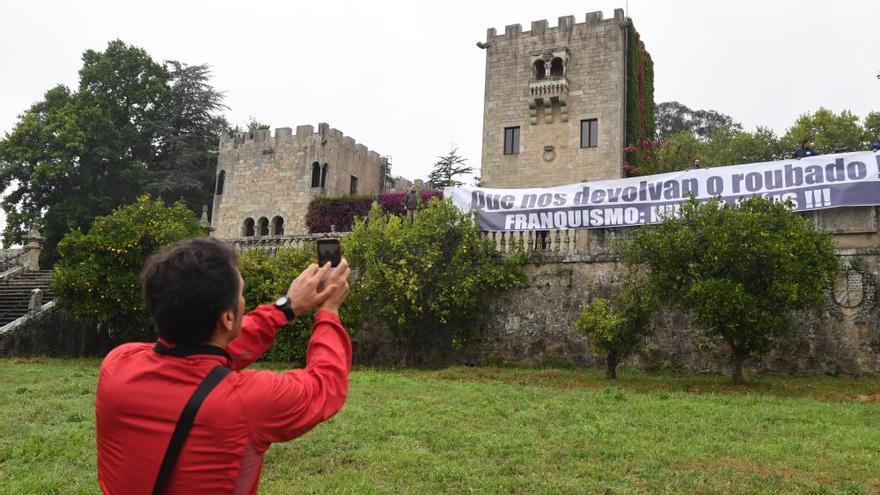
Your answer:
243;218;255;237
258;217;269;237
533;60;546;80
550;57;564;77
215;170;226;195
311;162;321;188
321;163;329;189
271;216;284;236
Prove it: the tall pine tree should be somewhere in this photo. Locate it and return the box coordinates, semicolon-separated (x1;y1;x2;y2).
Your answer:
426;147;473;189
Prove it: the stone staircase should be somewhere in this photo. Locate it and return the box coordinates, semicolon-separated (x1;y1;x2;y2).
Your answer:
0;270;54;328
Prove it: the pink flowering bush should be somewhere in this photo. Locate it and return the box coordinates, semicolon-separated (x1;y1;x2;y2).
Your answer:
306;190;443;233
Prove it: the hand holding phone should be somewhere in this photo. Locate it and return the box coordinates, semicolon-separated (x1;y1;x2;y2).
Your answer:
317;239;342;267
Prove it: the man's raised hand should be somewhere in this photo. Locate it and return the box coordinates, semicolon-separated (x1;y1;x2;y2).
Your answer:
318;259;351;315
286;262;335;316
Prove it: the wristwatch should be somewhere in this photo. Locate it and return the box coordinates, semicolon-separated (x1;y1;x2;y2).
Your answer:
273;296;296;322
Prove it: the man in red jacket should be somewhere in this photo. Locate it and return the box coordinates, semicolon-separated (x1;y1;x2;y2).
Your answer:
96;237;352;494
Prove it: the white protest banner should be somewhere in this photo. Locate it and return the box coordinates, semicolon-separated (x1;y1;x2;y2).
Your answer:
446;152;880;231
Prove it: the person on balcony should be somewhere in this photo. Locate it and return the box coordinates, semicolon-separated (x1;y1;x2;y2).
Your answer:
793;137;820;159
404;186;420;223
870;132;880;152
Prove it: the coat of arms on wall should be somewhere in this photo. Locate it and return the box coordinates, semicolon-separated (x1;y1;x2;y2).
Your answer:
833;261;864;308
542;145;556;163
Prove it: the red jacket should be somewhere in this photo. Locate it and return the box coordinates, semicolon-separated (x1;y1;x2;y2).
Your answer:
96;306;351;494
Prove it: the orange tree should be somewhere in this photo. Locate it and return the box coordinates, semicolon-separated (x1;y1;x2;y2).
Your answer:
343;199;526;366
576;277;654;379
51;196;203;345
623;196;838;383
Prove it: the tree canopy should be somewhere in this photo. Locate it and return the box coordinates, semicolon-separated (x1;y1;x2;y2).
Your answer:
51;196;204;344
576;277;653;379
426;147;473;189
655;101;742;141
0;40;227;266
344;199;525;365
626;105;877;176
623;196;838;383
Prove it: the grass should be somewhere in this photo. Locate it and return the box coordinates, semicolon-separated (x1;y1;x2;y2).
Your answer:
0;359;878;494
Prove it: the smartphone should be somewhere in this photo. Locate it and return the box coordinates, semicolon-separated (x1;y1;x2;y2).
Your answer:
317;239;342;267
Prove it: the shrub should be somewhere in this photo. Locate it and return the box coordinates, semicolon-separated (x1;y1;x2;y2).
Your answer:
305;195;373;233
238;247;315;363
576;281;653;379
377;189;443;215
51;196;204;345
344;198;526;366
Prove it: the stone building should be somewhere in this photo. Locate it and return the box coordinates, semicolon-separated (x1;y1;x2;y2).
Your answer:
480;9;653;188
390;177;425;193
210;123;389;237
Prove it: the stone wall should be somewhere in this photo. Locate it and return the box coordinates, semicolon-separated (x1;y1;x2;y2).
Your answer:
211;124;388;238
480;9;631;188
477;251;880;376
475;208;880;376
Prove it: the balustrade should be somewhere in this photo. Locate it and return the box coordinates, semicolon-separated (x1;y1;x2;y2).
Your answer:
480;228;612;258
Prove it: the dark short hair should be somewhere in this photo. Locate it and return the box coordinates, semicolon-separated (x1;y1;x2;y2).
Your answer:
141;237;240;346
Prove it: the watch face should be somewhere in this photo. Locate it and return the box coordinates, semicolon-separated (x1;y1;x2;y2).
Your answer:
275;296;289;307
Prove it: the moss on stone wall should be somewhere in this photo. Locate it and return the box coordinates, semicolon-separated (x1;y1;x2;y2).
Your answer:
625;21;655;168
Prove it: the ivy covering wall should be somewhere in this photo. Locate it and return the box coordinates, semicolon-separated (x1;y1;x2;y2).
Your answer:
625;20;655;170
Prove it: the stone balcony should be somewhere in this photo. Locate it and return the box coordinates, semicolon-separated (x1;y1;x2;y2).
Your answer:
529;78;568;98
529;78;569;124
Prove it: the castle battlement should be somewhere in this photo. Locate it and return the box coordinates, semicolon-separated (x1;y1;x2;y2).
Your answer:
213;120;389;238
480;8;634;188
486;9;625;41
219;122;387;164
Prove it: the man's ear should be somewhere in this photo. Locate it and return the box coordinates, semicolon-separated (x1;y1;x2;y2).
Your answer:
217;307;236;333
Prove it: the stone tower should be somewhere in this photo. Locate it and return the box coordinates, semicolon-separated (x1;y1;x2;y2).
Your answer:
211;123;389;238
480;9;651;188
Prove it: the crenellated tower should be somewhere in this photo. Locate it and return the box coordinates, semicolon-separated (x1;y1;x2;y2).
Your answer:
211;123;389;238
480;9;653;188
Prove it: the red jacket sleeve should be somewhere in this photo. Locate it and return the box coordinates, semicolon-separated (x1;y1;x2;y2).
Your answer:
238;310;352;450
226;304;287;370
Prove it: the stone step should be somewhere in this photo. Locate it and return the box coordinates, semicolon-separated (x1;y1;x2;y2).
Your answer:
0;269;56;327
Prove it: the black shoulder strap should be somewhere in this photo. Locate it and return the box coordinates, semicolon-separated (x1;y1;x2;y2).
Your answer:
152;365;231;495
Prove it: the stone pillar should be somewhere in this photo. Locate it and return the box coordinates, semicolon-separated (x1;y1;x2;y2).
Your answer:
22;228;42;271
29;288;43;314
200;205;214;236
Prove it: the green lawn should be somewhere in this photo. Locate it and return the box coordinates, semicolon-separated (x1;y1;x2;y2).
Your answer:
0;359;878;494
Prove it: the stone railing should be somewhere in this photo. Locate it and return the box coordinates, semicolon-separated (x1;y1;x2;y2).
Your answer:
529;78;568;97
228;232;350;255
0;299;55;336
481;227;633;262
226;228;637;262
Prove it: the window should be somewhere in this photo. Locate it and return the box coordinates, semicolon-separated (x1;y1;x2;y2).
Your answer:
580;119;598;148
311;162;321;187
350;175;358;195
243;218;255;237
257;217;269;237
533;60;546;80
215;170;226;195
503;127;520;155
550;57;564;77
271;216;284;236
321;163;329;189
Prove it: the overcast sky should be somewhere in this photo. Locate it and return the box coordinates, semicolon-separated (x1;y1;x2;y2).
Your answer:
0;0;876;234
